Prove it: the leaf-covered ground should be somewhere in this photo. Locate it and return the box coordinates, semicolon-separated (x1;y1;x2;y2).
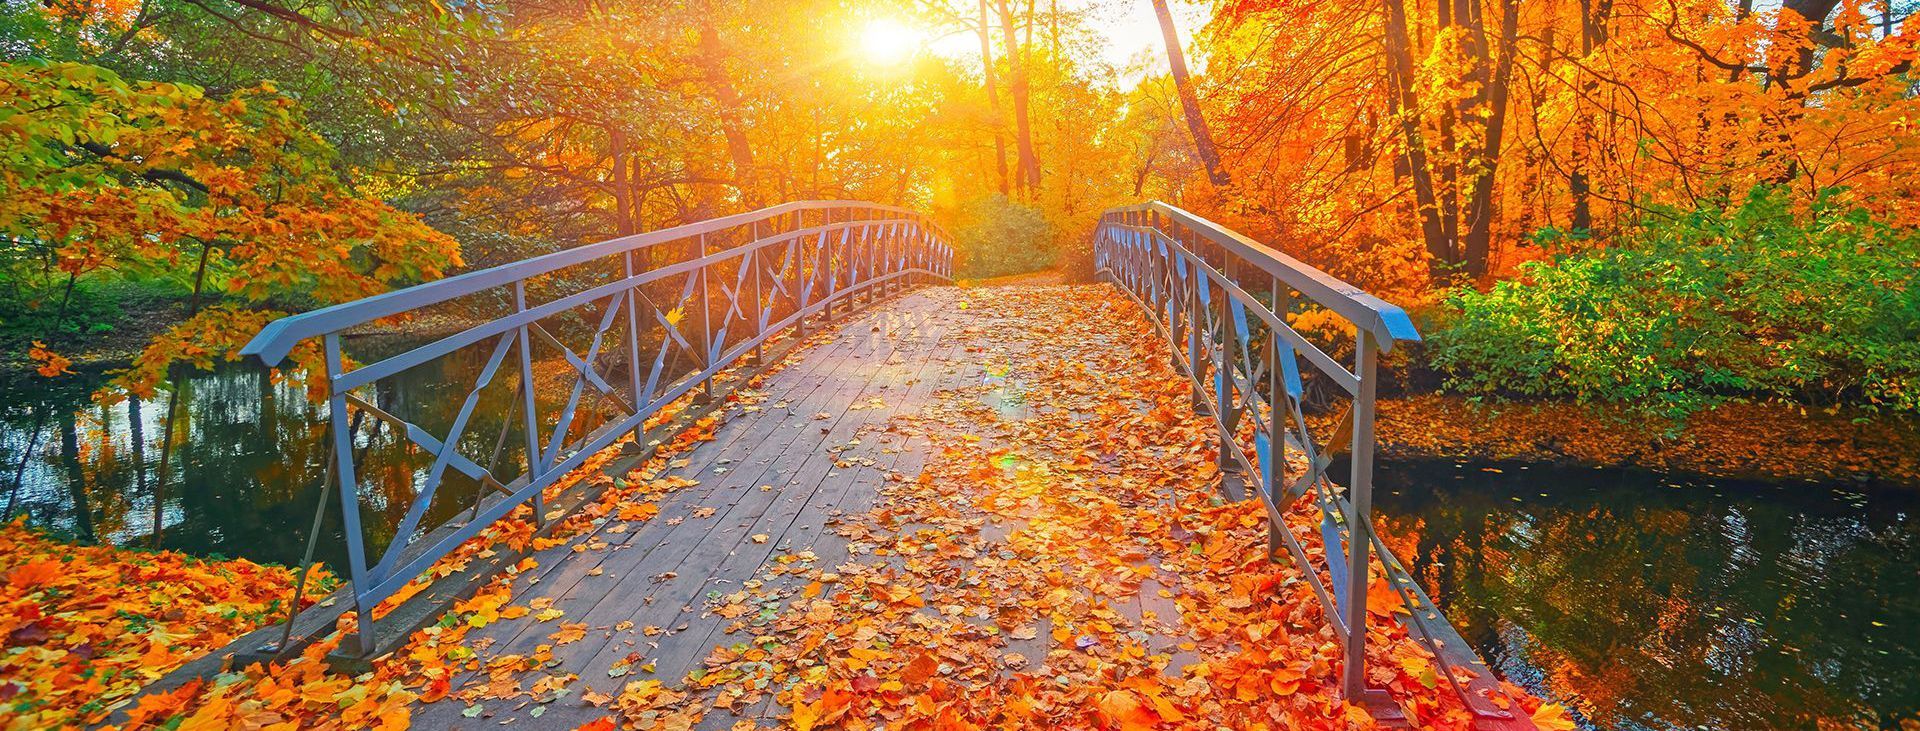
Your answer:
85;283;1573;730
0;520;334;729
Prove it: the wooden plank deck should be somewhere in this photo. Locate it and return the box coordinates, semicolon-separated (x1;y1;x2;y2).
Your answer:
406;283;1539;730
413;289;981;728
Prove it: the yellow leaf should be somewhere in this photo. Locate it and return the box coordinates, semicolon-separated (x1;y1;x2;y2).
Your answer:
1532;703;1579;731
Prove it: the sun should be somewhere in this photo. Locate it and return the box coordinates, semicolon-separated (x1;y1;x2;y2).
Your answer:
858;18;924;67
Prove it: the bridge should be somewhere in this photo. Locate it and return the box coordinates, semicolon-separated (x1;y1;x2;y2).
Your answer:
232;201;1540;729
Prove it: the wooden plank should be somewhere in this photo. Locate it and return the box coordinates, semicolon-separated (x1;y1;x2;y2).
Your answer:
646;314;962;686
689;329;975;729
413;294;948;728
480;303;948;729
551;304;950;677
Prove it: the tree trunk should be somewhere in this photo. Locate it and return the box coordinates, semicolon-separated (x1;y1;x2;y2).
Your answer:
1382;0;1452;277
995;0;1042;194
697;23;759;207
610;128;635;236
1570;0;1613;234
978;0;1010;195
1151;0;1230;188
1461;0;1518;281
1434;0;1465;262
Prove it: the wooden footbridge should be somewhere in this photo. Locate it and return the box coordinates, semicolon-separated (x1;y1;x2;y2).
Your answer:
236;201;1538;728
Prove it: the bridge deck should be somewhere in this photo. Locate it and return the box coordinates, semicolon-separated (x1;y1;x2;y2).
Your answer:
407;282;1519;729
413;287;988;727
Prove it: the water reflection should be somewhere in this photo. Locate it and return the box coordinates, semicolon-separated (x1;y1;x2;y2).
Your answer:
1375;459;1920;730
0;335;631;570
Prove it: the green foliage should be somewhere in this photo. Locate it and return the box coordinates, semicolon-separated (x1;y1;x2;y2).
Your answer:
1428;187;1920;414
0;281;124;342
954;194;1057;279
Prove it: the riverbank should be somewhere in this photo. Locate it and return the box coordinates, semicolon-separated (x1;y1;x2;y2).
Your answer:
0;520;330;728
1367;394;1920;488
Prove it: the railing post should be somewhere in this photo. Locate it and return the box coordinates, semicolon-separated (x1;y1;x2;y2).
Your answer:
793;233;808;340
624;251;645;431
695;239;714;404
1214;273;1238;479
749;245;765;365
1268;274;1288;560
826;213;840;325
513;282;545;527
1186;252;1205;411
1168;228;1185;371
1341;328;1379;702
323;334;376;657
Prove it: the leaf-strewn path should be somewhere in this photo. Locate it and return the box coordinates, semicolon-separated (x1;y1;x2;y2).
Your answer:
110;283;1567;730
397;282;1566;730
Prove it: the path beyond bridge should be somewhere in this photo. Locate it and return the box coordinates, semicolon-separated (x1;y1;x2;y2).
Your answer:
229;202;1553;729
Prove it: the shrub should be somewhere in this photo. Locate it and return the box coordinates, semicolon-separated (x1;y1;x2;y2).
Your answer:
1428;187;1920;414
954;194;1057;279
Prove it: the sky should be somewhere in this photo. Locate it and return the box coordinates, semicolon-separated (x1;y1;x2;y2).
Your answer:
914;0;1215;83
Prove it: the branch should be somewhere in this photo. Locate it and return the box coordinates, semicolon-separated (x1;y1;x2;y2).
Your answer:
1807;59;1914;91
74;142;211;193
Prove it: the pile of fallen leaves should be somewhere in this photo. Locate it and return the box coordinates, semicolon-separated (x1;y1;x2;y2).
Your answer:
0;519;333;728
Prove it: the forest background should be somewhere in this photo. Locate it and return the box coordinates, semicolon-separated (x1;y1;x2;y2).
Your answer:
3;0;1918;418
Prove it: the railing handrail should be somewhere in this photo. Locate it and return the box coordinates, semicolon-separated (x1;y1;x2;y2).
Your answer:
249;200;952;658
242;200;944;366
1092;207;1533;727
1100;201;1420;351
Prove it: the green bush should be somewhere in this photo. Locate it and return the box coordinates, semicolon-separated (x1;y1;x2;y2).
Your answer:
954;194;1056;279
1428;187;1920;414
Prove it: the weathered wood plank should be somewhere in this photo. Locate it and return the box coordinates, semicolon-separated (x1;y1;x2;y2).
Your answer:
414;293;956;728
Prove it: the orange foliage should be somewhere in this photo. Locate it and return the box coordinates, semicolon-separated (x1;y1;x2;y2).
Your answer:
1177;0;1920;295
0;61;459;393
0;519;333;729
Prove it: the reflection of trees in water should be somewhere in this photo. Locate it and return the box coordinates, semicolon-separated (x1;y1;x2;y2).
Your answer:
1378;463;1919;730
0;344;561;568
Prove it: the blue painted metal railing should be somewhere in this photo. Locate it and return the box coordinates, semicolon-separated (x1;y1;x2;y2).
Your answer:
243;201;951;655
1094;202;1532;727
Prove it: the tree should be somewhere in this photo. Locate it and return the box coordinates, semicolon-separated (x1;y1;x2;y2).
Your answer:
0;60;461;395
1150;0;1230;188
995;0;1042;194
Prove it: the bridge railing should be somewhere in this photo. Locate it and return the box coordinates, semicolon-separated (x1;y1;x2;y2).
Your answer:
243;200;952;655
1094;202;1527;725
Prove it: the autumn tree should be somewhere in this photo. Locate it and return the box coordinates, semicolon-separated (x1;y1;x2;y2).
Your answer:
1172;0;1920;296
0;60;460;394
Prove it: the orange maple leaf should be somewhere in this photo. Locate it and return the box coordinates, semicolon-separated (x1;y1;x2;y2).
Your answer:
1365;578;1408;618
901;652;940;684
1096;689;1160;731
7;559;63;591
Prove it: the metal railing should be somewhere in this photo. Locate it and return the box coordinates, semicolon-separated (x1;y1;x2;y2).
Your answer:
1094;202;1530;726
243;200;952;655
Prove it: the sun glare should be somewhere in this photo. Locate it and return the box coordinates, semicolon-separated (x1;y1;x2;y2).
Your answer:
859;18;924;67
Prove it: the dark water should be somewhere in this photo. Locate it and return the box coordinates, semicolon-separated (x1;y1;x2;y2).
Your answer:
1375;458;1920;730
0;335;626;570
6;368;1918;729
